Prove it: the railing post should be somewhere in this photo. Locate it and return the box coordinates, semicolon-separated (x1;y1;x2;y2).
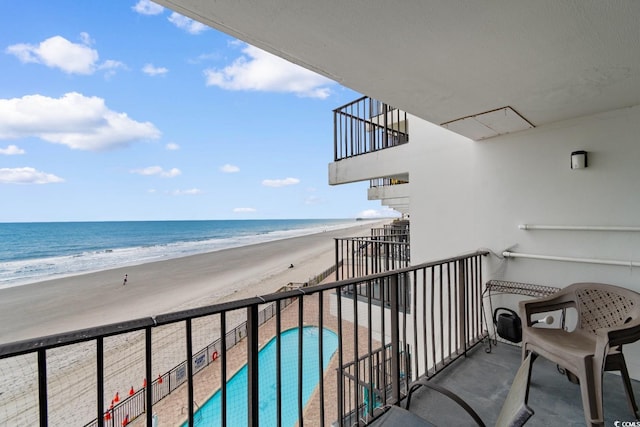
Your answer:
383;102;389;148
390;274;401;404
37;348;48;427
221;313;228;426
186;319;194;427
333;110;338;161
457;260;467;355
335;238;339;281
247;304;259;426
145;327;153;427
97;337;104;427
337;287;344;426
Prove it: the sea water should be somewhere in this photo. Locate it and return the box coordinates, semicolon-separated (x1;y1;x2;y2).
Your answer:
0;219;359;289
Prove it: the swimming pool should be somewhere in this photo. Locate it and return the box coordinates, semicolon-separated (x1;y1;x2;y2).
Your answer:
182;326;338;426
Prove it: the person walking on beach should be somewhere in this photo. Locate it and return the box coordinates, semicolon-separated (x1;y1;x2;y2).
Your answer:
122;274;128;286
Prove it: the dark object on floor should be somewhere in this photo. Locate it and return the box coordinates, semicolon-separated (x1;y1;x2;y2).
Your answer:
494;307;522;343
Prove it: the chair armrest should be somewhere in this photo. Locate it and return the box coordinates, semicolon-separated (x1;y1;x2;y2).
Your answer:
596;318;640;347
519;293;574;326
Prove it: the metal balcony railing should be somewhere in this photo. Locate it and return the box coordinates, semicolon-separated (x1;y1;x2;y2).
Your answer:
334;96;409;161
369;220;410;238
370;178;409;189
0;251;487;427
335;234;410;282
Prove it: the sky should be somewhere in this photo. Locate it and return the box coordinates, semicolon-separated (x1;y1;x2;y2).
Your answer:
0;0;399;222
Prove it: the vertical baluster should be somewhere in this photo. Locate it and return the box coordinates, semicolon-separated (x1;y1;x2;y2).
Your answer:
422;268;427;376
186;319;194;427
401;272;408;395
37;348;48;427
97;338;104;427
337;285;344;426
412;269;418;384
220;312;227;426
247;305;259;426
439;264;444;367
389;274;400;404
276;301;282;427
458;259;467;355
380;276;387;405
145;328;153;427
447;263;452;361
318;292;325;427
366;279;373;420
430;267;436;372
352;281;359;420
298;296;304;427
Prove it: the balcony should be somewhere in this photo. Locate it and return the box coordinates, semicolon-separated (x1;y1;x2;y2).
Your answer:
333;96;408;162
335;221;410;281
329;97;410;187
1;245;638;426
0;249;487;427
368;179;410;214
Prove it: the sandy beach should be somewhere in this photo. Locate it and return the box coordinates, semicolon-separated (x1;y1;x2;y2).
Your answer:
0;219;390;426
0;220;385;345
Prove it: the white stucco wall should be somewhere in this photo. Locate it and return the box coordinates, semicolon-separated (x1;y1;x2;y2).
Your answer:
408;104;640;376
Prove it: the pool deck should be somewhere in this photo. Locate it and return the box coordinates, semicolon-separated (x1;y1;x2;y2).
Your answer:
131;286;375;426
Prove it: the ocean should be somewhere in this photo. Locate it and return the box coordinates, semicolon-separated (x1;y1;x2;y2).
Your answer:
0;219;360;289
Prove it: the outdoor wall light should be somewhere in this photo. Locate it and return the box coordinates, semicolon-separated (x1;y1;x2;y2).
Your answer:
571;150;588;169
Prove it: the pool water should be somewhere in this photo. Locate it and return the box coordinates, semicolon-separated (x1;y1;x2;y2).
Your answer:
183;326;338;426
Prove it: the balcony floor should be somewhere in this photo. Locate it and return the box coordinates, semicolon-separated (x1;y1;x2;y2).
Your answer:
381;341;640;426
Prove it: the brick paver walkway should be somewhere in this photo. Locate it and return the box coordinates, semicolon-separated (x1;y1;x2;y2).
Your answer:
132;282;381;427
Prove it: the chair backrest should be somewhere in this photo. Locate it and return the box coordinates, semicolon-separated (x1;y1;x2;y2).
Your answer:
495;353;534;427
572;283;640;335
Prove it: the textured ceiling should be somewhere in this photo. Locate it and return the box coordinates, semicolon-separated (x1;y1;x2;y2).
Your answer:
156;0;640;136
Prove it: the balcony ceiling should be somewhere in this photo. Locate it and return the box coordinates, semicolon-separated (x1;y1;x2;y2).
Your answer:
156;0;640;138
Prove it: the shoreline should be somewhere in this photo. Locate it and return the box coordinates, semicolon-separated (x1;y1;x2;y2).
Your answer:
0;218;369;290
0;220;388;344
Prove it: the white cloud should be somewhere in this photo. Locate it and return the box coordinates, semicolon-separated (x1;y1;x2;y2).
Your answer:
172;188;202;195
262;177;300;187
168;12;208;34
166;142;180;150
358;209;383;218
131;166;181;177
142;63;168;76
220;164;240;173
0;92;161;151
79;32;94;46
0;145;25;155
358;208;401;218
6;34;122;76
233;207;257;213
133;0;164;15
204;44;333;98
7;35;97;74
99;60;127;79
0;167;64;184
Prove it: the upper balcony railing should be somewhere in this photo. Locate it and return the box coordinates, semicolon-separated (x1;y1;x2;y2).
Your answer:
370;220;410;238
0;251;487;427
335;223;411;313
336;221;410;282
370;178;409;189
334;96;409;161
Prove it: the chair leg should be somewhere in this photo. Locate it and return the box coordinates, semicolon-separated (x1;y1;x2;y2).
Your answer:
611;353;639;417
578;358;605;427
